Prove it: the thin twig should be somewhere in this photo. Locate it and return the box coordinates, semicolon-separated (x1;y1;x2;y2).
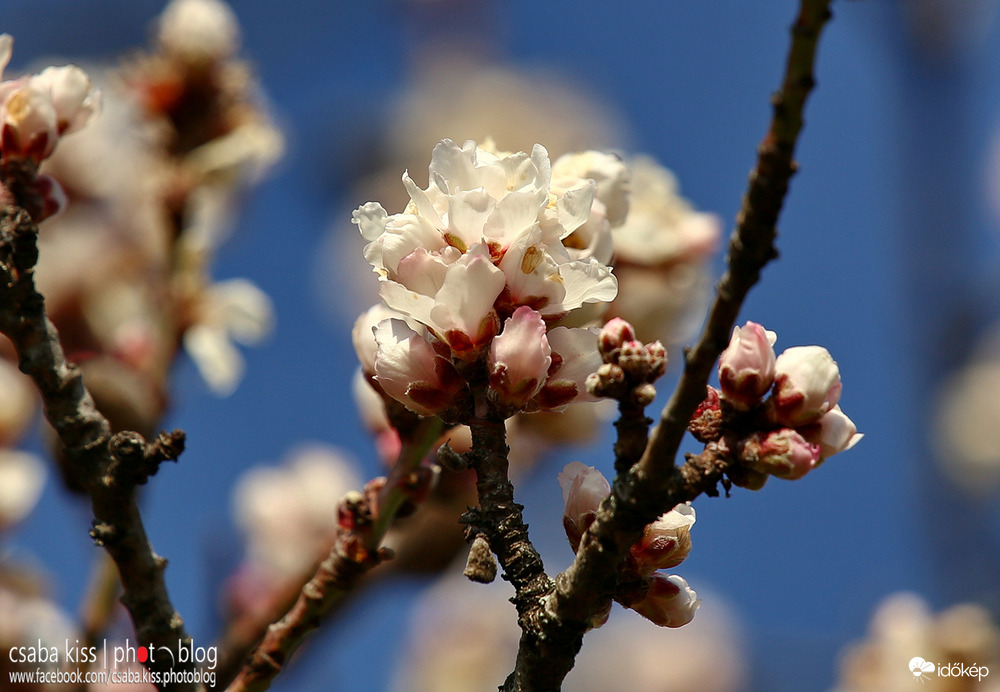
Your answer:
505;1;836;689
0;205;202;692
226;416;444;692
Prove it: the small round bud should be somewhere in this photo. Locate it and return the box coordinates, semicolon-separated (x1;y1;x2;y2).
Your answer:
741;428;821;480
598;317;637;361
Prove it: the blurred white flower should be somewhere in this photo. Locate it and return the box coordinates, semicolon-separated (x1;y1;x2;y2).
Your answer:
832;592;1000;692
935;334;1000;496
233;445;361;578
0;586;77;663
566;592;746;692
393;571;745;692
183;278;273;396
607;157;720;345
157;0;240;64
0;359;35;447
0;450;46;532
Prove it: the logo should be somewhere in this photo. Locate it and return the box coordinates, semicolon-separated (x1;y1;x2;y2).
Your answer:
909;657;934;682
908;656;989;683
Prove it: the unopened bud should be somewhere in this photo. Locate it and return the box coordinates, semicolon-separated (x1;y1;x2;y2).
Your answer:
741;428;821;480
558;462;610;551
598;317;637;361
629;573;700;628
718;321;776;410
630;504;696;575
770;345;842;426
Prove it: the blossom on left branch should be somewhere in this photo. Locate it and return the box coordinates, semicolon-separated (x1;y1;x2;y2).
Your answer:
0;34;100;221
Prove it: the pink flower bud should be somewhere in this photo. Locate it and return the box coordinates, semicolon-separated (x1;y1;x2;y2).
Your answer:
558;461;610;551
741;428;821;480
489;306;552;409
630;504;696;574
629;573;700;628
770;345;842;426
718;321;776;410
373;319;463;416
802;405;862;460
598;317;637;360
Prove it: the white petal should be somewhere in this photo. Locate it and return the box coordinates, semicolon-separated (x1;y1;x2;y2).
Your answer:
352;202;388;241
530;143;552;190
403;172;444;228
430;139;479;193
428;250;505;338
184;324;244;396
380;280;436;327
447;188;494;247
483;189;547;244
394;247;452;296
206;279;274;344
556;181;596;236
551;259;618;314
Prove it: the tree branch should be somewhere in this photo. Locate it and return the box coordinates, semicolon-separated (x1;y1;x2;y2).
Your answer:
0;205;201;692
506;1;835;688
225;415;444;692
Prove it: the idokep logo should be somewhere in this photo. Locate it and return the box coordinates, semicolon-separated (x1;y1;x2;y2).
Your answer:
909;657;934;681
909;656;990;683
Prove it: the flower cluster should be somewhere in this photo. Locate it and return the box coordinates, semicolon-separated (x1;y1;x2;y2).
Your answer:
558;462;700;628
690;321;862;487
353;139;622;420
0;34;100;220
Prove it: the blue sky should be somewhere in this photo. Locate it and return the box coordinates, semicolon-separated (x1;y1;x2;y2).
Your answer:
4;1;1000;690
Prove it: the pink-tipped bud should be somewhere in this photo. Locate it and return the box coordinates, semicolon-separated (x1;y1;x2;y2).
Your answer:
770;345;842;426
741;428;821;480
489;306;552;410
801;405;862;460
558;461;611;551
629;573;700;628
373;319;463;416
598;317;637;360
630;504;696;575
718;321;776;410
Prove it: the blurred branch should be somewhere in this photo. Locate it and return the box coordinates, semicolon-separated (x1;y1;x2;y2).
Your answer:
0;199;201;692
506;0;835;688
226;415;444;692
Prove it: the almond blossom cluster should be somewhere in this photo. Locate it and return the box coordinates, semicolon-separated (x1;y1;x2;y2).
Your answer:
353;139;623;420
690;321;862;488
0;33;100;220
559;461;700;628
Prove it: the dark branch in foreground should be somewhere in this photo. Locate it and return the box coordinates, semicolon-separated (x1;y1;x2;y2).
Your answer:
504;1;836;689
0;203;201;692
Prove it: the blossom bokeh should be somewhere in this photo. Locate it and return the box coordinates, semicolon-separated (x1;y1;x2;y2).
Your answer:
2;1;1000;691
